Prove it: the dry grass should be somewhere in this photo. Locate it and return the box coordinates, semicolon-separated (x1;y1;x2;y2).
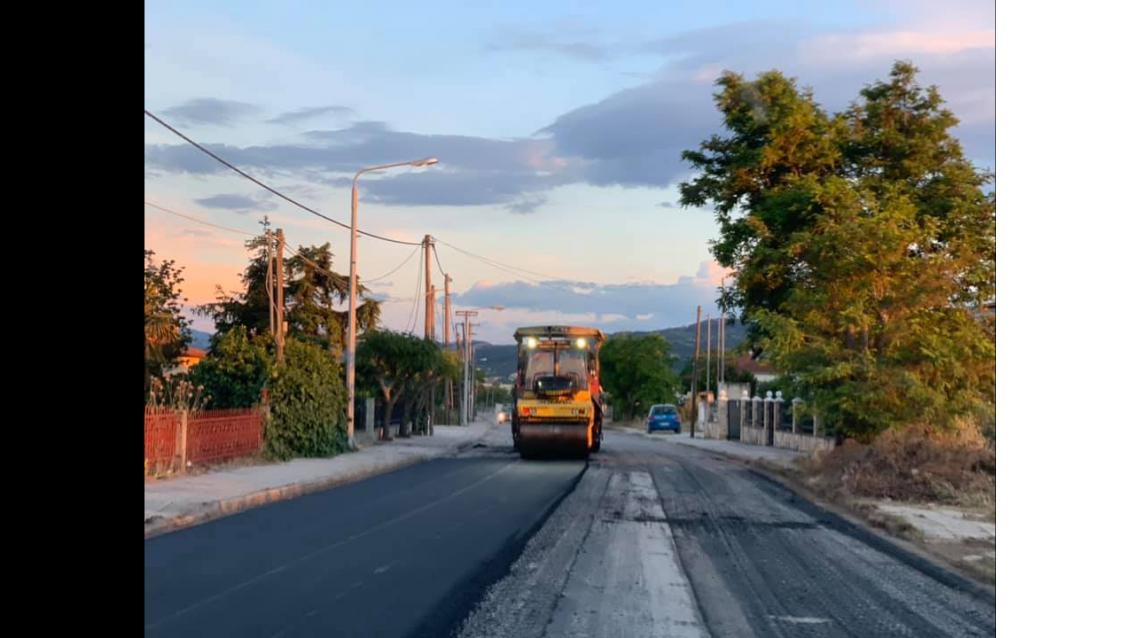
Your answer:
801;418;995;509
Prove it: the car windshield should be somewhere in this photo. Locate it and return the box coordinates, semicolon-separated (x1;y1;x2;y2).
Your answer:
651;406;677;416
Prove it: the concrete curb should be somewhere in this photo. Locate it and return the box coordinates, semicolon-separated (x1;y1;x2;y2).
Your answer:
625;426;996;600
144;453;434;540
145;424;497;540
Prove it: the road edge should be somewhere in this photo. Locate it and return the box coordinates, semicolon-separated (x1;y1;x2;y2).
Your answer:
621;427;996;603
145;425;497;540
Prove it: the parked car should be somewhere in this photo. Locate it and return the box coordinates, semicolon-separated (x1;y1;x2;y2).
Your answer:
646;404;682;434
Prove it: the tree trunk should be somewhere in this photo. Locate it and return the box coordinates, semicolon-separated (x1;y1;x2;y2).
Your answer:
382;401;394;441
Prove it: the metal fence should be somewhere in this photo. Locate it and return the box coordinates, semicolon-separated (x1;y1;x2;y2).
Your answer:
711;393;837;453
145;407;262;476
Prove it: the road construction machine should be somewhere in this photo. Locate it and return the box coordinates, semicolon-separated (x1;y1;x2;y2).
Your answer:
511;326;606;458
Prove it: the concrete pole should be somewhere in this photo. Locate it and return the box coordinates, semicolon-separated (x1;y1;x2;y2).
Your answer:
705;314;711;396
689;306;701;438
774;391;784;443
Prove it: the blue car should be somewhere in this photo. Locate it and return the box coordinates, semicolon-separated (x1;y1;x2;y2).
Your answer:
646;404;682;433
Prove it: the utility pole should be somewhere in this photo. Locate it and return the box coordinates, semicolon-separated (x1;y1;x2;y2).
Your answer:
456;310;478;425
275;228;285;365
690;306;701;438
719;312;726;386
719;277;726;386
266;228;276;342
468;323;479;422
443;274;452;423
705;314;712;395
423;235;434;341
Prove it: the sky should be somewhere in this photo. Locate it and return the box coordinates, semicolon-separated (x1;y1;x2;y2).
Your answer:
144;0;994;344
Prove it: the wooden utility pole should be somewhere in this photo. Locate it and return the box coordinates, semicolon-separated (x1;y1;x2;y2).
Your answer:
690;306;702;438
266;229;276;341
456;311;479;425
423;235;434;341
443;274;453;422
275;228;285;365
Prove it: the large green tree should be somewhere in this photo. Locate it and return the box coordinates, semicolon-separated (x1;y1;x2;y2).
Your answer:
679;62;995;440
144;249;191;391
599;335;680;420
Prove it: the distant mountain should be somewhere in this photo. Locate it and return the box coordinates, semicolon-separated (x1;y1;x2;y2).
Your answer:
472;321;750;379
189;329;212;350
187;323;747;378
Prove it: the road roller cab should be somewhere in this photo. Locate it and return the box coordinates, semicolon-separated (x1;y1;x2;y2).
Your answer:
512;326;606;458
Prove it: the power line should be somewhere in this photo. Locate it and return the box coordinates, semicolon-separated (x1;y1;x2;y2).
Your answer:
361;244;420;284
405;245;423;334
144;109;420;246
434;238;564;282
144;200;260;238
431;237;447;280
147;200;422;292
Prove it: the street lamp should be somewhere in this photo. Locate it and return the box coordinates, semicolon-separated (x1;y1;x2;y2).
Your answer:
346;157;438;446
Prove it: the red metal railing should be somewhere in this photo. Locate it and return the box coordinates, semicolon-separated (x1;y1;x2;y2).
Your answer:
144;410;180;475
186;408;262;465
145;407;262;475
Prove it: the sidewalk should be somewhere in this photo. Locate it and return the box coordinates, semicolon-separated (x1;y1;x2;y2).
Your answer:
145;420;495;538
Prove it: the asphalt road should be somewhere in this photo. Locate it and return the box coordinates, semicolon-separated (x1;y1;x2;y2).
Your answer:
146;426;996;637
144;441;585;637
458;430;996;638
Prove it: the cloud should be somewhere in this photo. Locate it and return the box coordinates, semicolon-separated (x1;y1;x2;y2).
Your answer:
194;193;277;213
485;23;612;62
538;79;722;188
178;228;213;238
162;98;259;127
505;194;547;215
146;16;994;206
268;106;355;125
146;121;573;208
453;260;728;332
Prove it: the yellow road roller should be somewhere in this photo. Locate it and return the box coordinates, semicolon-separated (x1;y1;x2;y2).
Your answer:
511;326;606;458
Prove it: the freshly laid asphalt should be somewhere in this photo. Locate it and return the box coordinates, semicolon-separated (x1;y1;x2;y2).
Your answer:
144;447;585;637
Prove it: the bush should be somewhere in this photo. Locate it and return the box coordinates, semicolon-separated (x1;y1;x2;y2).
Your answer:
190;329;271;408
803;418;995;507
264;337;348;460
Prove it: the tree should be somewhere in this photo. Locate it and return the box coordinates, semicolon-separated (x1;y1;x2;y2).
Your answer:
199;217;275;337
189;329;272;408
355;330;448;440
679;62;995;441
599;335;680;420
199;219;379;358
286;242;379;358
264;337;348;459
145;249;191;391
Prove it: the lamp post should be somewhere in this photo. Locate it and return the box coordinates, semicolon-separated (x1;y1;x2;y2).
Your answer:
346;158;438;446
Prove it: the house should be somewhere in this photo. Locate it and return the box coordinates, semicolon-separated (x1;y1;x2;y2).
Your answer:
728;353;778;384
165;347;207;377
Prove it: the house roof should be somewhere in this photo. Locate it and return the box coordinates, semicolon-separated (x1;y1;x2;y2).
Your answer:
730;353;775;376
182;347;208;359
